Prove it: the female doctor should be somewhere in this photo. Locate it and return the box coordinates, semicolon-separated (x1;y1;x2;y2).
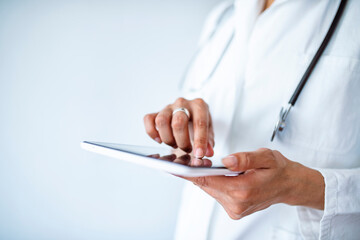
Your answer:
144;0;360;239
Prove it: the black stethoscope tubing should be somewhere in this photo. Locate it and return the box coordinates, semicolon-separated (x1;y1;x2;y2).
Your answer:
289;0;348;106
271;0;347;141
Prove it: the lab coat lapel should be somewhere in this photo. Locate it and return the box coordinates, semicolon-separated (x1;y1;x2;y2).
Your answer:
208;0;264;159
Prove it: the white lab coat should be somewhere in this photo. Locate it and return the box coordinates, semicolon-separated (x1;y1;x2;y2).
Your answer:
175;0;360;239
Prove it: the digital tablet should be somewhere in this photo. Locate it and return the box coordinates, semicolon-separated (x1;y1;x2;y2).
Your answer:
81;141;242;177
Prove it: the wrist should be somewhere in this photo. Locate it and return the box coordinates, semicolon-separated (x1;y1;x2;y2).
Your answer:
283;161;325;210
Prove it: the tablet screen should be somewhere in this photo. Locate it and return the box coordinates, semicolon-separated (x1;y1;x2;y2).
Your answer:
85;141;225;169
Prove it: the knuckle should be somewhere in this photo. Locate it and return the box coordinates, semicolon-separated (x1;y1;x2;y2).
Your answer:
238;152;251;169
194;119;208;129
232;190;249;202
193;177;208;187
240;190;252;201
175;97;187;106
229;190;241;200
192;99;209;113
171;115;187;130
245;153;251;168
155;115;168;127
229;188;256;202
143;114;153;122
195;136;207;146
165;104;172;110
272;150;280;155
258;147;271;154
192;98;206;106
145;127;155;135
259;148;275;159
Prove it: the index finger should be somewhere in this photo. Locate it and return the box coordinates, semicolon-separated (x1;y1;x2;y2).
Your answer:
181;175;231;191
190;99;210;158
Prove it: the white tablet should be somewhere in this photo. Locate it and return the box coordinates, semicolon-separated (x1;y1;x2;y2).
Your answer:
81;141;241;177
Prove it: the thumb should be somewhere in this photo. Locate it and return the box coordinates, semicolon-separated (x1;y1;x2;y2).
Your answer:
222;150;273;171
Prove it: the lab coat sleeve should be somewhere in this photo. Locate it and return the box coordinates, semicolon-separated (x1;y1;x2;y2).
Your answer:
297;168;360;240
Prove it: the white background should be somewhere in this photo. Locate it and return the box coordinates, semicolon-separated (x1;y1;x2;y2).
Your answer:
0;0;220;239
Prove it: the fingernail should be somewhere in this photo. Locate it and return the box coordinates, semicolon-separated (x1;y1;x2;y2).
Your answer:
195;148;204;158
222;155;237;168
155;137;162;144
193;158;203;166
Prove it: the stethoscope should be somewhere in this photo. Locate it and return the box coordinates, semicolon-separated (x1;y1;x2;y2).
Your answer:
179;0;347;142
